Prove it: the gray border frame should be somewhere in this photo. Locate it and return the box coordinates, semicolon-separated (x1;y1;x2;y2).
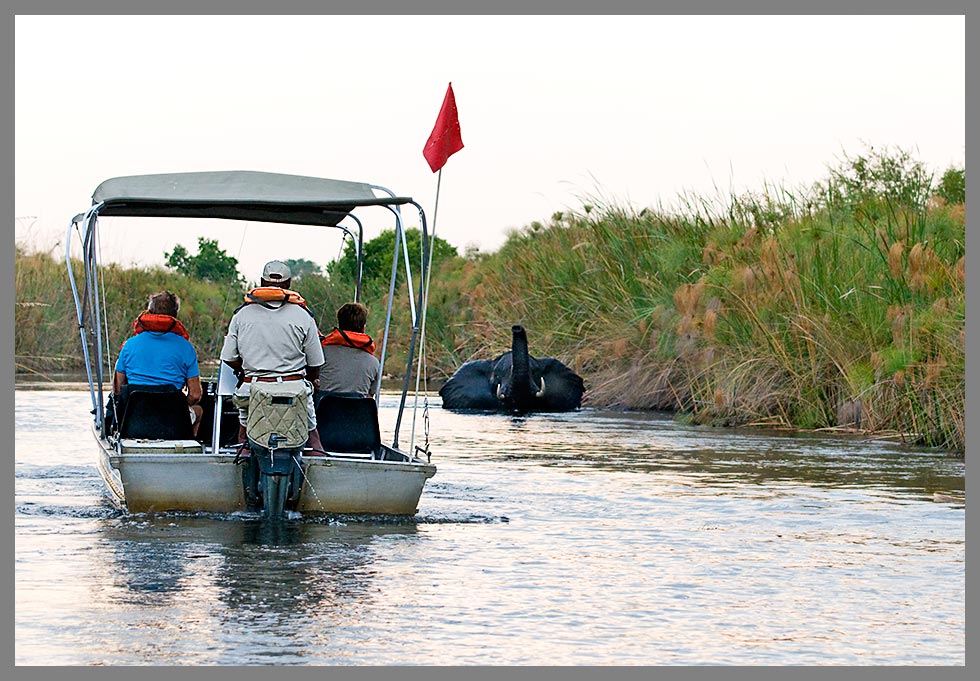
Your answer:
8;4;972;681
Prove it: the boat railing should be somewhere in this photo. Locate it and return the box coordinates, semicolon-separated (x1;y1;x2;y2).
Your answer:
67;176;434;464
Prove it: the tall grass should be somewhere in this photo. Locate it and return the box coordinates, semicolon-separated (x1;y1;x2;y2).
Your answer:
437;147;964;451
15;245;82;379
16;246;248;379
15;242;438;384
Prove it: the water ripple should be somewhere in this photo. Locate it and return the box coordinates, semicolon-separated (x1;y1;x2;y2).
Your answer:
14;390;965;665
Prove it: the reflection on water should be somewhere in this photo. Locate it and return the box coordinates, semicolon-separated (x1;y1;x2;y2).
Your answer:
436;407;965;501
101;515;423;654
15;390;965;665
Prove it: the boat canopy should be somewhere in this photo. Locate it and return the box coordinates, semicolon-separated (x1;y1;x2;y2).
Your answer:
91;170;415;227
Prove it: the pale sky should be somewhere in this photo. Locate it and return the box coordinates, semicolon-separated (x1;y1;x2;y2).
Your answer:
15;15;966;280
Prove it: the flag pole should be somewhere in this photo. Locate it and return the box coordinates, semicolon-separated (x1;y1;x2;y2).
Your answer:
411;82;462;454
431;168;443;237
410;168;441;451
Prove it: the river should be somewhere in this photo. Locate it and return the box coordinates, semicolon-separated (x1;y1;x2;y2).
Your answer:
14;389;964;665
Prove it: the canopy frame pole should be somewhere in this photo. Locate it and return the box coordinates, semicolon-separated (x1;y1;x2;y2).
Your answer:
66;207;101;419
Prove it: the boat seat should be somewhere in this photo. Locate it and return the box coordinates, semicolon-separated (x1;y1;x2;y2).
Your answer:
315;392;381;454
118;384;193;440
195;391;241;446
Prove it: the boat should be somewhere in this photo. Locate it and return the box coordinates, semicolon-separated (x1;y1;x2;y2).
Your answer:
66;170;437;516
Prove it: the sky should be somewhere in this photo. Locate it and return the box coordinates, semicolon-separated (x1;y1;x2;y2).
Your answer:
14;15;966;281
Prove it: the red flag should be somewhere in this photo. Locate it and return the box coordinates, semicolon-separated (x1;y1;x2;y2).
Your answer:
423;83;464;172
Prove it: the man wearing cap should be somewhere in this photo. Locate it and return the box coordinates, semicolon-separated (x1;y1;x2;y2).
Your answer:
220;260;325;452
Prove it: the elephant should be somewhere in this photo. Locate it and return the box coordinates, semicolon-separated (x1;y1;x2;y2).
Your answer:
439;325;585;413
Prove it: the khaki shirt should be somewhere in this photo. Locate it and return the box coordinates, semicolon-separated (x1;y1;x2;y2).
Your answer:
220;303;324;377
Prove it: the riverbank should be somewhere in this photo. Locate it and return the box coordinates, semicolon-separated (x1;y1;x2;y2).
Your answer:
16;381;92;391
15;375;938;453
12;377;439;394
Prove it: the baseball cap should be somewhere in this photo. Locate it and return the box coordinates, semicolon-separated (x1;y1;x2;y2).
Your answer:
261;260;292;282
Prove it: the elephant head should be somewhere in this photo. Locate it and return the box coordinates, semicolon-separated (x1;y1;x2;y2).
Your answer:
491;325;546;412
439;325;585;413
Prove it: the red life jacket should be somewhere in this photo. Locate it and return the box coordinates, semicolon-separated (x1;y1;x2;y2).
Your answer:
132;312;190;340
321;328;376;355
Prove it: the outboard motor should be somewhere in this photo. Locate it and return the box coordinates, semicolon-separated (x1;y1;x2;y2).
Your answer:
241;380;308;520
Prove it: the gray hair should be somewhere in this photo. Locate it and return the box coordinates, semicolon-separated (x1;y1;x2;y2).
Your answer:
147;290;180;317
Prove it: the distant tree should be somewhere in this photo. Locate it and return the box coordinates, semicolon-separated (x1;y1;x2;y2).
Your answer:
165;237;244;286
464;243;485;260
935;166;965;205
327;228;458;299
284;258;322;280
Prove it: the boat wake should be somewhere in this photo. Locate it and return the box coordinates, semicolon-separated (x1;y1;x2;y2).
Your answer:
15;500;123;520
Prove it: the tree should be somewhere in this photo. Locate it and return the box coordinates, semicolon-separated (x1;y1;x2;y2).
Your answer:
165;237;244;286
284;258;322;280
327;228;459;300
935;166;965;205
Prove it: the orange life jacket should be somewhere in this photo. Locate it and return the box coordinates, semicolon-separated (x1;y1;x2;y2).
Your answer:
321;328;376;355
233;287;316;322
132;312;190;340
243;287;308;307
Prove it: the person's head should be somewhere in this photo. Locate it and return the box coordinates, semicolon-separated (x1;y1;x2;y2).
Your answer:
260;260;292;289
147;290;180;317
337;302;368;333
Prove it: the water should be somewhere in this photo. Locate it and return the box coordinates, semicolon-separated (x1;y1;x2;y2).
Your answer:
15;390;965;665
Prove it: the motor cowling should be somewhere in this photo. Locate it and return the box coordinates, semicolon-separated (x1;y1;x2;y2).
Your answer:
242;381;309;518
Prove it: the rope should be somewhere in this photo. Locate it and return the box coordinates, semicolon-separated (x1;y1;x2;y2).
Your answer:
410;170;441;460
95;224;120;439
291;452;325;509
221;222;250;320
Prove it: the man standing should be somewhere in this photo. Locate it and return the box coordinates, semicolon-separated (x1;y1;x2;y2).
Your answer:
220;260;325;451
113;290;203;435
319;302;382;397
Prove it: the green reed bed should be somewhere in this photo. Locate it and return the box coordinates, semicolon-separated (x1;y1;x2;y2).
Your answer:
456;148;964;451
14;246;84;380
16;229;458;387
16;249;243;380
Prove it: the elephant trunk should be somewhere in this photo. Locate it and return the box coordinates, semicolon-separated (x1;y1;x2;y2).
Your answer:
511;325;531;387
509;325;542;403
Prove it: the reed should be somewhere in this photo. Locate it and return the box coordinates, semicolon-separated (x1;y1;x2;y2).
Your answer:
15;245;82;378
16;247;244;379
443;147;964;451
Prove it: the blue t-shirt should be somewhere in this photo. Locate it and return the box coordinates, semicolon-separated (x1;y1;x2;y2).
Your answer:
115;332;200;390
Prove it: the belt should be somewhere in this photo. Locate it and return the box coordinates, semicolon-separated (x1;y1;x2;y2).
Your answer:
249;374;305;383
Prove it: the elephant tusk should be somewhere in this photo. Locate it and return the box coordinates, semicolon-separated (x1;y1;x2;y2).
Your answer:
535;377;546;397
496;384;505;400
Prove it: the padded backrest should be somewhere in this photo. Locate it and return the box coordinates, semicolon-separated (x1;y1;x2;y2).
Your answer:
119;384;193;440
315;392;381;454
195;390;241;446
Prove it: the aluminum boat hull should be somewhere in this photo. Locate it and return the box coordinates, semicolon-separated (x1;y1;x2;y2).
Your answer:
94;426;437;515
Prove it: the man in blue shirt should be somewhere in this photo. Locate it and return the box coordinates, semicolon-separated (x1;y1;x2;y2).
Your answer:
113;291;203;435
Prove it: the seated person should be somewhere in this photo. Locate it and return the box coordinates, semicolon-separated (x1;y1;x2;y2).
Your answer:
112;290;203;436
319;302;381;397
